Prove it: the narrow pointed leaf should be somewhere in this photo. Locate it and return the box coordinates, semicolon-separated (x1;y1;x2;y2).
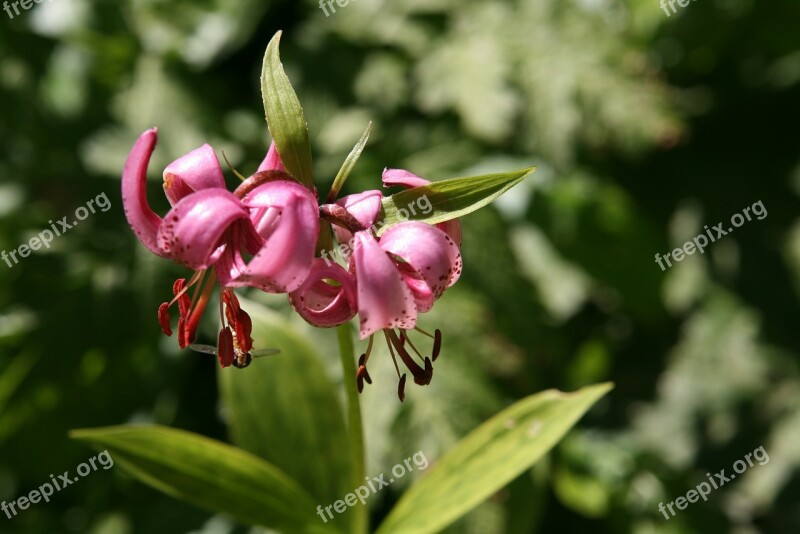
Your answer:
70;425;335;533
327;122;372;202
219;304;356;532
375;382;613;534
378;166;535;233
262;31;314;188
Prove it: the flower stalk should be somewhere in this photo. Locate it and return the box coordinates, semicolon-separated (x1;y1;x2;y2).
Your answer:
337;323;367;534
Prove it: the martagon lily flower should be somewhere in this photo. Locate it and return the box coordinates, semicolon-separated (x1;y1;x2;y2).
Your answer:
291;169;462;400
122;128;319;367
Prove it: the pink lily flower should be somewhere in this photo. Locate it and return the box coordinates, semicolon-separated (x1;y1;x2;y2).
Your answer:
122;128;319;365
313;174;463;399
351;221;461;399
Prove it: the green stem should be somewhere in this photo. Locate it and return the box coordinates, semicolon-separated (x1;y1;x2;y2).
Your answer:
337;323;367;534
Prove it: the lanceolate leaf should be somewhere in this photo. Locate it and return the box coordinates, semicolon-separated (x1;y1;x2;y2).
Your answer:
378;166;535;232
70;425;335;533
375;383;613;534
262;31;314;188
327;122;372;202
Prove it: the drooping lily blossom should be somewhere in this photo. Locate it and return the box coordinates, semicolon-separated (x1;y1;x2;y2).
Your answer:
288;259;357;328
122;128;319;365
314;175;463;400
351;222;461;399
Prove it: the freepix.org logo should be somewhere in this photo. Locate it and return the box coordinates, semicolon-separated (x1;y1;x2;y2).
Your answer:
3;0;52;20
2;192;112;270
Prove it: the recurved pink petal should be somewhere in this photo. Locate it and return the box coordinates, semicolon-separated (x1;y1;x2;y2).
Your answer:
352;231;417;338
331;189;384;252
257;141;287;173
163;144;226;205
156;189;251;270
230;180;319;292
335;190;383;229
382;168;430;189
122;128;167;257
288;259;357;327
380;222;462;313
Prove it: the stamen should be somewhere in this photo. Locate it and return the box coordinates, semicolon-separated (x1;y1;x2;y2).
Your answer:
217;327;235;368
364;335;374;364
158;302;172;336
386;330;431;386
186;269;209;317
432;329;442;361
177;317;189;349
414;326;435;339
402;331;426;363
172;278;190;317
183;271;217;347
356;364;372;393
398;374;407;402
235;309;253;352
383;331;403;379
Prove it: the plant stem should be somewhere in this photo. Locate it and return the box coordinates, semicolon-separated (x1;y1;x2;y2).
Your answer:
337;323;367;534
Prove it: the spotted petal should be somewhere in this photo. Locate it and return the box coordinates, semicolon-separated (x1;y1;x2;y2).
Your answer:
380;221;462;313
157;189;252;270
352;231;417;339
122;128;167;257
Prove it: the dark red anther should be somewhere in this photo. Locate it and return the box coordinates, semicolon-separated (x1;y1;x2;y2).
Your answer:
357;364;372;387
222;290;240;316
235;309;253;352
217;327;235;368
432;329;442;361
158;302;172;336
224;301;237;327
172;278;190;317
177;317;192;349
423;357;433;384
398;374;407;402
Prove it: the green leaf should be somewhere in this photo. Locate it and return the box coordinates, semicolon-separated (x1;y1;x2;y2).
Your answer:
375;382;613;534
326;121;372;202
70;425;334;533
262;31;314;188
378;167;535;233
219;305;356;532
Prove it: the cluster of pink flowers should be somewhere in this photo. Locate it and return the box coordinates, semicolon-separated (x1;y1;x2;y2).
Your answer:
122;129;462;399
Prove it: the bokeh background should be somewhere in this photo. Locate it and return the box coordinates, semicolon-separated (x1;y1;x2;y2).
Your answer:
1;0;799;532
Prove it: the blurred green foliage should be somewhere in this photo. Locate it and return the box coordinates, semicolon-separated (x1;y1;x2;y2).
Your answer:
0;0;798;532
